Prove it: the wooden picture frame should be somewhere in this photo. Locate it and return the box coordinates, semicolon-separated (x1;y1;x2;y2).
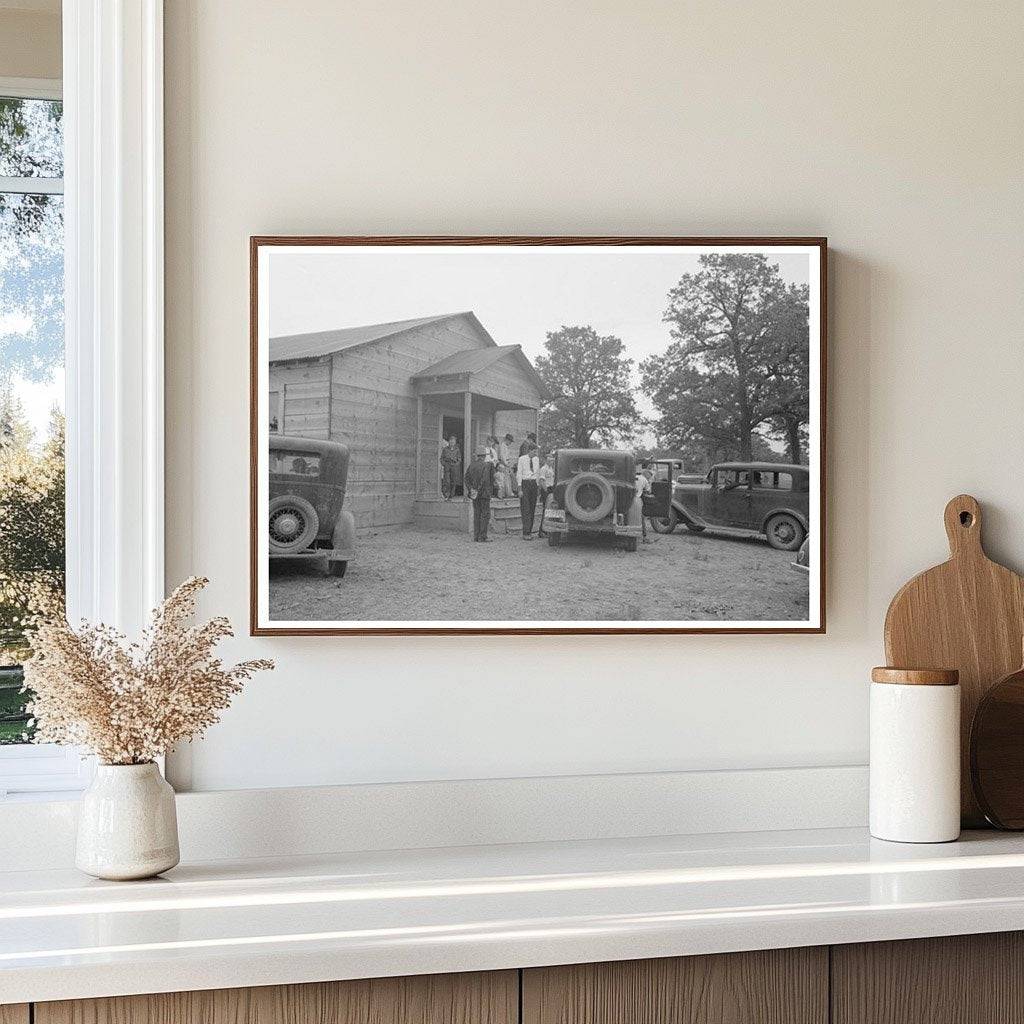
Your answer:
251;236;827;635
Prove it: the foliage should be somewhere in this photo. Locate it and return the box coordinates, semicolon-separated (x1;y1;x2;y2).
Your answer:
640;255;810;463
0;395;65;670
23;577;274;765
535;325;640;449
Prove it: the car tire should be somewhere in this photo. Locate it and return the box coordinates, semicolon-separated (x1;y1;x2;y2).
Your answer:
564;472;615;523
328;560;348;578
650;510;678;534
765;512;805;551
269;494;319;554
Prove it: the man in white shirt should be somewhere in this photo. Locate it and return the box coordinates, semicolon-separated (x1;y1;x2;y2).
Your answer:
517;443;540;539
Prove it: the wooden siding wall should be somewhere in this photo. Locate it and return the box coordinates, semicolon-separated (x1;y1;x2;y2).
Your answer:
329;318;491;530
495;409;539;450
268;360;331;438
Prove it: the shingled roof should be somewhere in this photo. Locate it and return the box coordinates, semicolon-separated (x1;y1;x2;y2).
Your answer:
270;311;494;362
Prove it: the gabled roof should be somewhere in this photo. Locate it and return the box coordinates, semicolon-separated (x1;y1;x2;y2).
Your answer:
411;344;552;401
270;311;494;362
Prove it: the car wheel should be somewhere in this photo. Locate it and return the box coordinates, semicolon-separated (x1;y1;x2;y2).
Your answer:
564;472;615;523
765;513;805;551
328;560;348;578
650;511;678;534
269;494;319;554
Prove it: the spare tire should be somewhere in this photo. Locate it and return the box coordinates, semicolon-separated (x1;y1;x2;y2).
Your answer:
269;494;319;554
564;472;615;523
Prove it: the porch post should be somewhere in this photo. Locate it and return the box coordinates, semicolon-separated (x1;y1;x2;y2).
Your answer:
415;395;423;497
464;391;473;535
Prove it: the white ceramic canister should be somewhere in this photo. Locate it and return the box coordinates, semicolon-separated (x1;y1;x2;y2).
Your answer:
869;667;961;843
76;762;180;880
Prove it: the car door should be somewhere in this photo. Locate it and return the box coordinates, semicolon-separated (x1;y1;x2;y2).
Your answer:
642;462;672;520
749;470;782;528
703;468;753;526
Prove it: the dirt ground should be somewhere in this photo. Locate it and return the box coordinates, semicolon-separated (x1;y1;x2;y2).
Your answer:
268;519;810;623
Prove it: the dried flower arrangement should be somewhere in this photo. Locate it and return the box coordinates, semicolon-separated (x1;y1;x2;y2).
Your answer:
23;576;273;765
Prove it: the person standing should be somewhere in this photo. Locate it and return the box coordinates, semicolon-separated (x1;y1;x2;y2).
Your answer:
519;431;537;457
440;435;461;500
464;445;496;542
499;433;518;495
517;442;540;539
537;452;554;538
635;464;654;544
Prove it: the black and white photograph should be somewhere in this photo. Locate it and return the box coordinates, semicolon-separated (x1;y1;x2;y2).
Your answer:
251;238;825;634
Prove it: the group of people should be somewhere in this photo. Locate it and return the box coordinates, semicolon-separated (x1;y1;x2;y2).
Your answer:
463;432;555;542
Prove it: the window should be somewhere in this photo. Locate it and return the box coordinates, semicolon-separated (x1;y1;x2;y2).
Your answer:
716;469;750;491
0;88;65;752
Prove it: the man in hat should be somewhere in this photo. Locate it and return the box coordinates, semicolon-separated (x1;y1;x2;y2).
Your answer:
464;445;496;542
519;431;538;457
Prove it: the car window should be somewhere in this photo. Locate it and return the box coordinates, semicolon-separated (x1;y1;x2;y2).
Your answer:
569;458;616;475
650;463;671;483
271;452;321;476
716;470;749;490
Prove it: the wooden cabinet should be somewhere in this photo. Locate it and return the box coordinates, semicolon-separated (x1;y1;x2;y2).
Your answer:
522;948;828;1024
23;932;1024;1024
34;971;517;1024
832;932;1024;1024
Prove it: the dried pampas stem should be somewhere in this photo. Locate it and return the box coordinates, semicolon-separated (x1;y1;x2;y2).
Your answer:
23;576;274;765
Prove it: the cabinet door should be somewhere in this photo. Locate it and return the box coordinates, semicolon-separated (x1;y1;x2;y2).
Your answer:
36;971;517;1024
0;1007;29;1024
832;932;1024;1024
523;948;828;1024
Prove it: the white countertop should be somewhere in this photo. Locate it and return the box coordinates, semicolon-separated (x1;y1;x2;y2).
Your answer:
4;826;1024;1004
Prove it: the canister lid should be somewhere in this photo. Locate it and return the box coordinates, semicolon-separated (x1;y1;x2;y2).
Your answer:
871;667;959;686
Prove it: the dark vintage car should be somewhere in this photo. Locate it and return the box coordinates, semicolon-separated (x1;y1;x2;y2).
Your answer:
269;435;355;576
544;449;644;551
651;461;810;551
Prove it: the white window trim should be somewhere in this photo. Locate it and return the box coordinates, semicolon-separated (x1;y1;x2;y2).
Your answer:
0;2;165;798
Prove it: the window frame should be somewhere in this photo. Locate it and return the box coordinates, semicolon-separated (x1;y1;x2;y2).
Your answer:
0;0;165;799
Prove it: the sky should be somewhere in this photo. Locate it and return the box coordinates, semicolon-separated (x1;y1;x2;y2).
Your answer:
268;246;811;367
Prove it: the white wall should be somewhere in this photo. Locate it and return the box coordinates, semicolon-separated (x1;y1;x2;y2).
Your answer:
164;0;1024;792
0;6;61;80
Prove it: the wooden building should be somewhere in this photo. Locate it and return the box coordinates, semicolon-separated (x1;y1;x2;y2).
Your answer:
269;312;550;532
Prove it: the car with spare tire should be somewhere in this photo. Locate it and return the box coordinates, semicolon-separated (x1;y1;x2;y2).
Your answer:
651;461;810;551
268;435;355;576
543;449;644;551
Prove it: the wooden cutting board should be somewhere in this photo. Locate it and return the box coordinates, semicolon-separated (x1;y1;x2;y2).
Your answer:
884;494;1024;826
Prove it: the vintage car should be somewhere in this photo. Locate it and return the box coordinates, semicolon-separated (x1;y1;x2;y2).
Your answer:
544;448;644;551
650;461;810;551
269;435;355;576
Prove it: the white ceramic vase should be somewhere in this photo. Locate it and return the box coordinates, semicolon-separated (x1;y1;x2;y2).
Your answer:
76;762;180;880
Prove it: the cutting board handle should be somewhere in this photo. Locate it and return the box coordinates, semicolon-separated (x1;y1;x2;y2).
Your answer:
944;494;983;559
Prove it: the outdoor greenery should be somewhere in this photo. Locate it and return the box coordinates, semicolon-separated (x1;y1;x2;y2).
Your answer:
535;254;811;466
0;96;65;744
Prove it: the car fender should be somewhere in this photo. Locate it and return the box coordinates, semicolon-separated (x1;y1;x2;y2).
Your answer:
761;506;808;533
670;499;708;529
332;510;357;554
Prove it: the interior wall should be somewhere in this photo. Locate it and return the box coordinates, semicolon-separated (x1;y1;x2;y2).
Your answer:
164;0;1024;792
0;7;61;80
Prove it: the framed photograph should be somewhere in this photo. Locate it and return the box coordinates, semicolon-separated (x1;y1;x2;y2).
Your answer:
251;237;826;635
